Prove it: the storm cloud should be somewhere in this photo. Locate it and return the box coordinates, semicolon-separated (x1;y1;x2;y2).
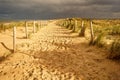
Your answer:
0;0;120;20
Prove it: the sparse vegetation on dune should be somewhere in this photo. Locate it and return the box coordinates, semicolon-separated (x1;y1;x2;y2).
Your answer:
0;21;43;32
57;18;120;59
0;23;13;32
92;20;120;59
109;39;120;59
1;19;119;60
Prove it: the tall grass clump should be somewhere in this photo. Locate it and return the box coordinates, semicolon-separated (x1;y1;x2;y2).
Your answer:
92;32;106;47
0;23;4;32
109;39;120;59
111;26;120;35
0;23;13;32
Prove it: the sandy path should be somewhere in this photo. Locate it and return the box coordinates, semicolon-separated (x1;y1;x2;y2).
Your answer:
0;22;120;80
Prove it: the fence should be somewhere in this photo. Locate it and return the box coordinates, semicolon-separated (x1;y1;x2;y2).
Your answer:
57;18;120;59
0;20;48;53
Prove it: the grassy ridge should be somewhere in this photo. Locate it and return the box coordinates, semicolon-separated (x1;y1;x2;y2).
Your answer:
0;21;40;32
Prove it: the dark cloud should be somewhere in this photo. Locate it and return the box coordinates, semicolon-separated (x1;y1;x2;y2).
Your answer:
88;0;120;5
0;0;120;20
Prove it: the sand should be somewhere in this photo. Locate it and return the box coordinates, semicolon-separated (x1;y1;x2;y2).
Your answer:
0;21;120;80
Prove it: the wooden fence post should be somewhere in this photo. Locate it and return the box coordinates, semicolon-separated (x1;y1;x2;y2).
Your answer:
40;21;42;28
33;21;36;33
38;21;40;30
40;21;41;28
79;20;85;37
36;21;38;32
65;20;67;27
75;20;77;27
25;21;28;39
75;20;77;30
13;26;16;53
42;21;43;27
46;21;48;26
3;24;5;32
90;20;94;44
72;20;76;32
82;20;84;28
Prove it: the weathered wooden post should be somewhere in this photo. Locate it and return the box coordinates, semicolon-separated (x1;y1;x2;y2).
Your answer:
42;21;43;27
13;26;16;53
72;20;76;32
90;20;94;45
40;21;42;28
3;24;6;32
65;20;67;27
79;20;85;36
33;21;36;33
46;21;48;26
38;21;40;30
75;20;77;27
36;21;38;32
25;21;28;38
82;20;84;28
45;21;46;26
68;19;72;29
43;22;44;27
74;20;77;32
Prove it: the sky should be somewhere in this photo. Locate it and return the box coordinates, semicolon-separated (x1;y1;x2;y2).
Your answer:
0;0;120;20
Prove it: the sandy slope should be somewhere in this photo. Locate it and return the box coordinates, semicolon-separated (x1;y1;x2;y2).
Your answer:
0;22;120;80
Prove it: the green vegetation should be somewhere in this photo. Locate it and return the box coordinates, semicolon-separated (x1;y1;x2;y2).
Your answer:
110;26;120;35
57;18;83;35
89;20;120;59
109;39;120;59
93;33;105;47
28;32;33;39
4;51;11;58
57;18;120;60
0;23;13;32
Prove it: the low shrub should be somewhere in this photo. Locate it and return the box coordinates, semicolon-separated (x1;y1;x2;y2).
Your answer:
93;33;105;47
111;26;120;35
109;39;120;59
28;32;33;39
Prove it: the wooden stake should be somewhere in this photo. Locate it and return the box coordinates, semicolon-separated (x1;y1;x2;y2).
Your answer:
13;26;16;53
3;24;5;32
79;20;85;37
40;21;42;28
36;21;38;32
38;21;40;30
90;20;94;44
81;20;84;28
72;20;76;32
75;20;77;30
75;20;77;27
46;21;48;26
25;21;28;38
33;21;36;33
65;20;67;26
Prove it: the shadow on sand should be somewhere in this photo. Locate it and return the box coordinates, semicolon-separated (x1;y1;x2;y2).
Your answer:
0;42;13;62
